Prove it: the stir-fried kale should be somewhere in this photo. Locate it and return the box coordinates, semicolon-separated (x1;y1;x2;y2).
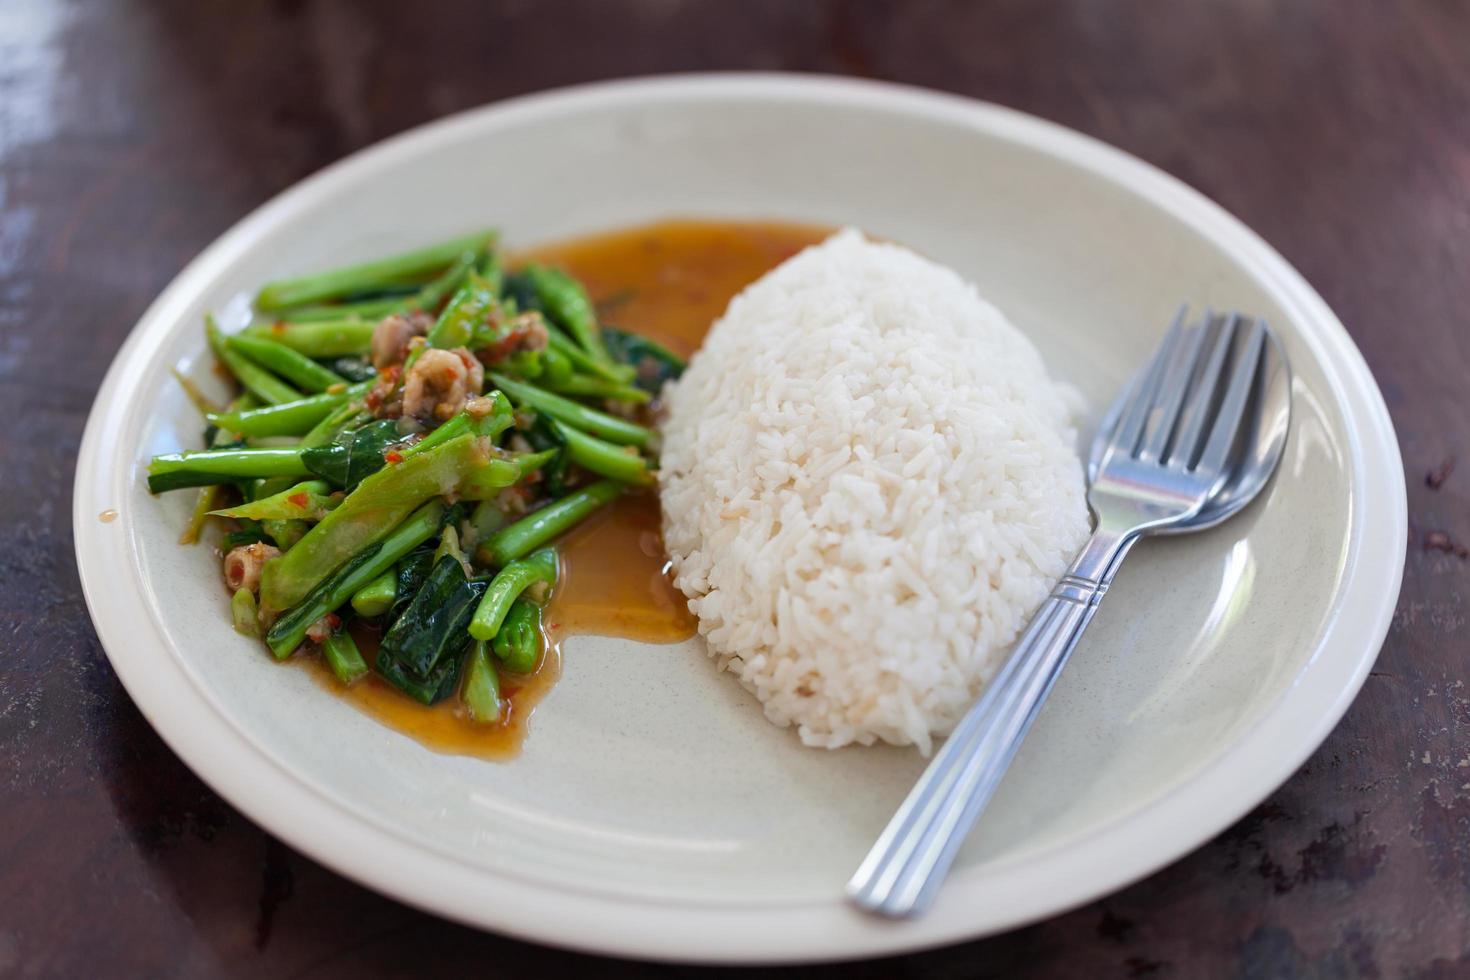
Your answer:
601;326;686;393
152;227;676;726
300;418;402;491
376;555;488;703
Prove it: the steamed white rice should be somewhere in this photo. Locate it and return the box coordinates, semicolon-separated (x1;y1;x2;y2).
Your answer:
657;229;1089;753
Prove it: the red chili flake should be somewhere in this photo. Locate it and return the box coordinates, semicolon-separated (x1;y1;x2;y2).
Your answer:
1426;456;1457;490
271;321;287;334
385;450;404;464
287;492;309;507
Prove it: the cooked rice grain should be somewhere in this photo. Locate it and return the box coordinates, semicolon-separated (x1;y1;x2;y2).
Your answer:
658;229;1089;753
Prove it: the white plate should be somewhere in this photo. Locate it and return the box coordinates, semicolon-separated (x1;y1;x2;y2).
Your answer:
73;75;1406;963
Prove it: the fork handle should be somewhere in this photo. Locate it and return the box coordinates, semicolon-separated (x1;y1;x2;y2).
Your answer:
846;525;1137;918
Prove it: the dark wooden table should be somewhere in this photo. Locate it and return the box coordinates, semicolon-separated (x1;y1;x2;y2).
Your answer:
4;1;1466;975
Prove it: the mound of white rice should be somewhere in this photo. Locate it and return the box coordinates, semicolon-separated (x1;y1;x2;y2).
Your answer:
657;229;1089;753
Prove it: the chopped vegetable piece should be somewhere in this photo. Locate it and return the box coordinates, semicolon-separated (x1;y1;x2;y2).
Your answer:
469;548;558;641
207;317;301;405
180;392;260;543
404;248;481;314
255;231;496;311
390;545;435;622
489;373;653;447
525;264;613;366
422;275;500;355
551;420;654;486
265;518;307;552
399;392;513;461
209;480;340;522
543;323;634;383
207;380;373;438
462;640;502;722
326;356;378;382
263;500;445;657
321;630;369;686
480;480;620;566
350;570;397;617
269;298;402;323
259;433;518;612
244;319;376;357
231;587;259;637
434;524;471;574
491;597;542;674
542;373;650;404
601;326;687;393
147;447;311;493
300;418;402;490
538;347;574;386
477;250;504;297
225;334;348;392
375;555;486;700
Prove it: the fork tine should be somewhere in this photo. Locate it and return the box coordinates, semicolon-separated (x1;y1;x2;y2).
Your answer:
1169;313;1237;467
1110;307;1186;459
1139;316;1211;461
1197;317;1267;474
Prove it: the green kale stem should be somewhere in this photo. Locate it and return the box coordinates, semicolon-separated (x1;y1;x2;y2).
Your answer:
147;447;310;493
207;380;374;439
551;420;653;485
544;323;634;383
268;298;401;323
264;500;445;658
479;480;620;566
225;333;348;393
400;392;513;459
180;392;259;544
231;587;260;637
322;630;369;685
542;373;650;404
258;433;519;612
349;570;396;617
468;548;557;641
244;319;376;357
525;265;614;367
207;317;301;405
421;274;499;356
254;231;496;311
491;598;542;673
405;248;481;314
209;480;339;522
489;373;653;448
461;640;502;723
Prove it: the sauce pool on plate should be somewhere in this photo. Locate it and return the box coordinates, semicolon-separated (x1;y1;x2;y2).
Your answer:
302;218;832;760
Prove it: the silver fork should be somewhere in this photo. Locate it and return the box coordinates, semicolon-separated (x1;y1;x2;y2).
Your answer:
847;309;1292;918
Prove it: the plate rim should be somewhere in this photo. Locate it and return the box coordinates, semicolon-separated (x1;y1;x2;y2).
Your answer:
72;72;1407;963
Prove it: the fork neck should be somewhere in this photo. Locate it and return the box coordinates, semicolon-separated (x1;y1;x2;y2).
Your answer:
1064;517;1139;595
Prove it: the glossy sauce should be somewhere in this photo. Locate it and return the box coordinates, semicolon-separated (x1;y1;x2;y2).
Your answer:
304;219;832;759
306;621;561;761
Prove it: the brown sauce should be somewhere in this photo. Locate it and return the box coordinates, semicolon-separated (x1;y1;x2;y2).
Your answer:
302;219;833;760
526;218;834;357
305;622;560;761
